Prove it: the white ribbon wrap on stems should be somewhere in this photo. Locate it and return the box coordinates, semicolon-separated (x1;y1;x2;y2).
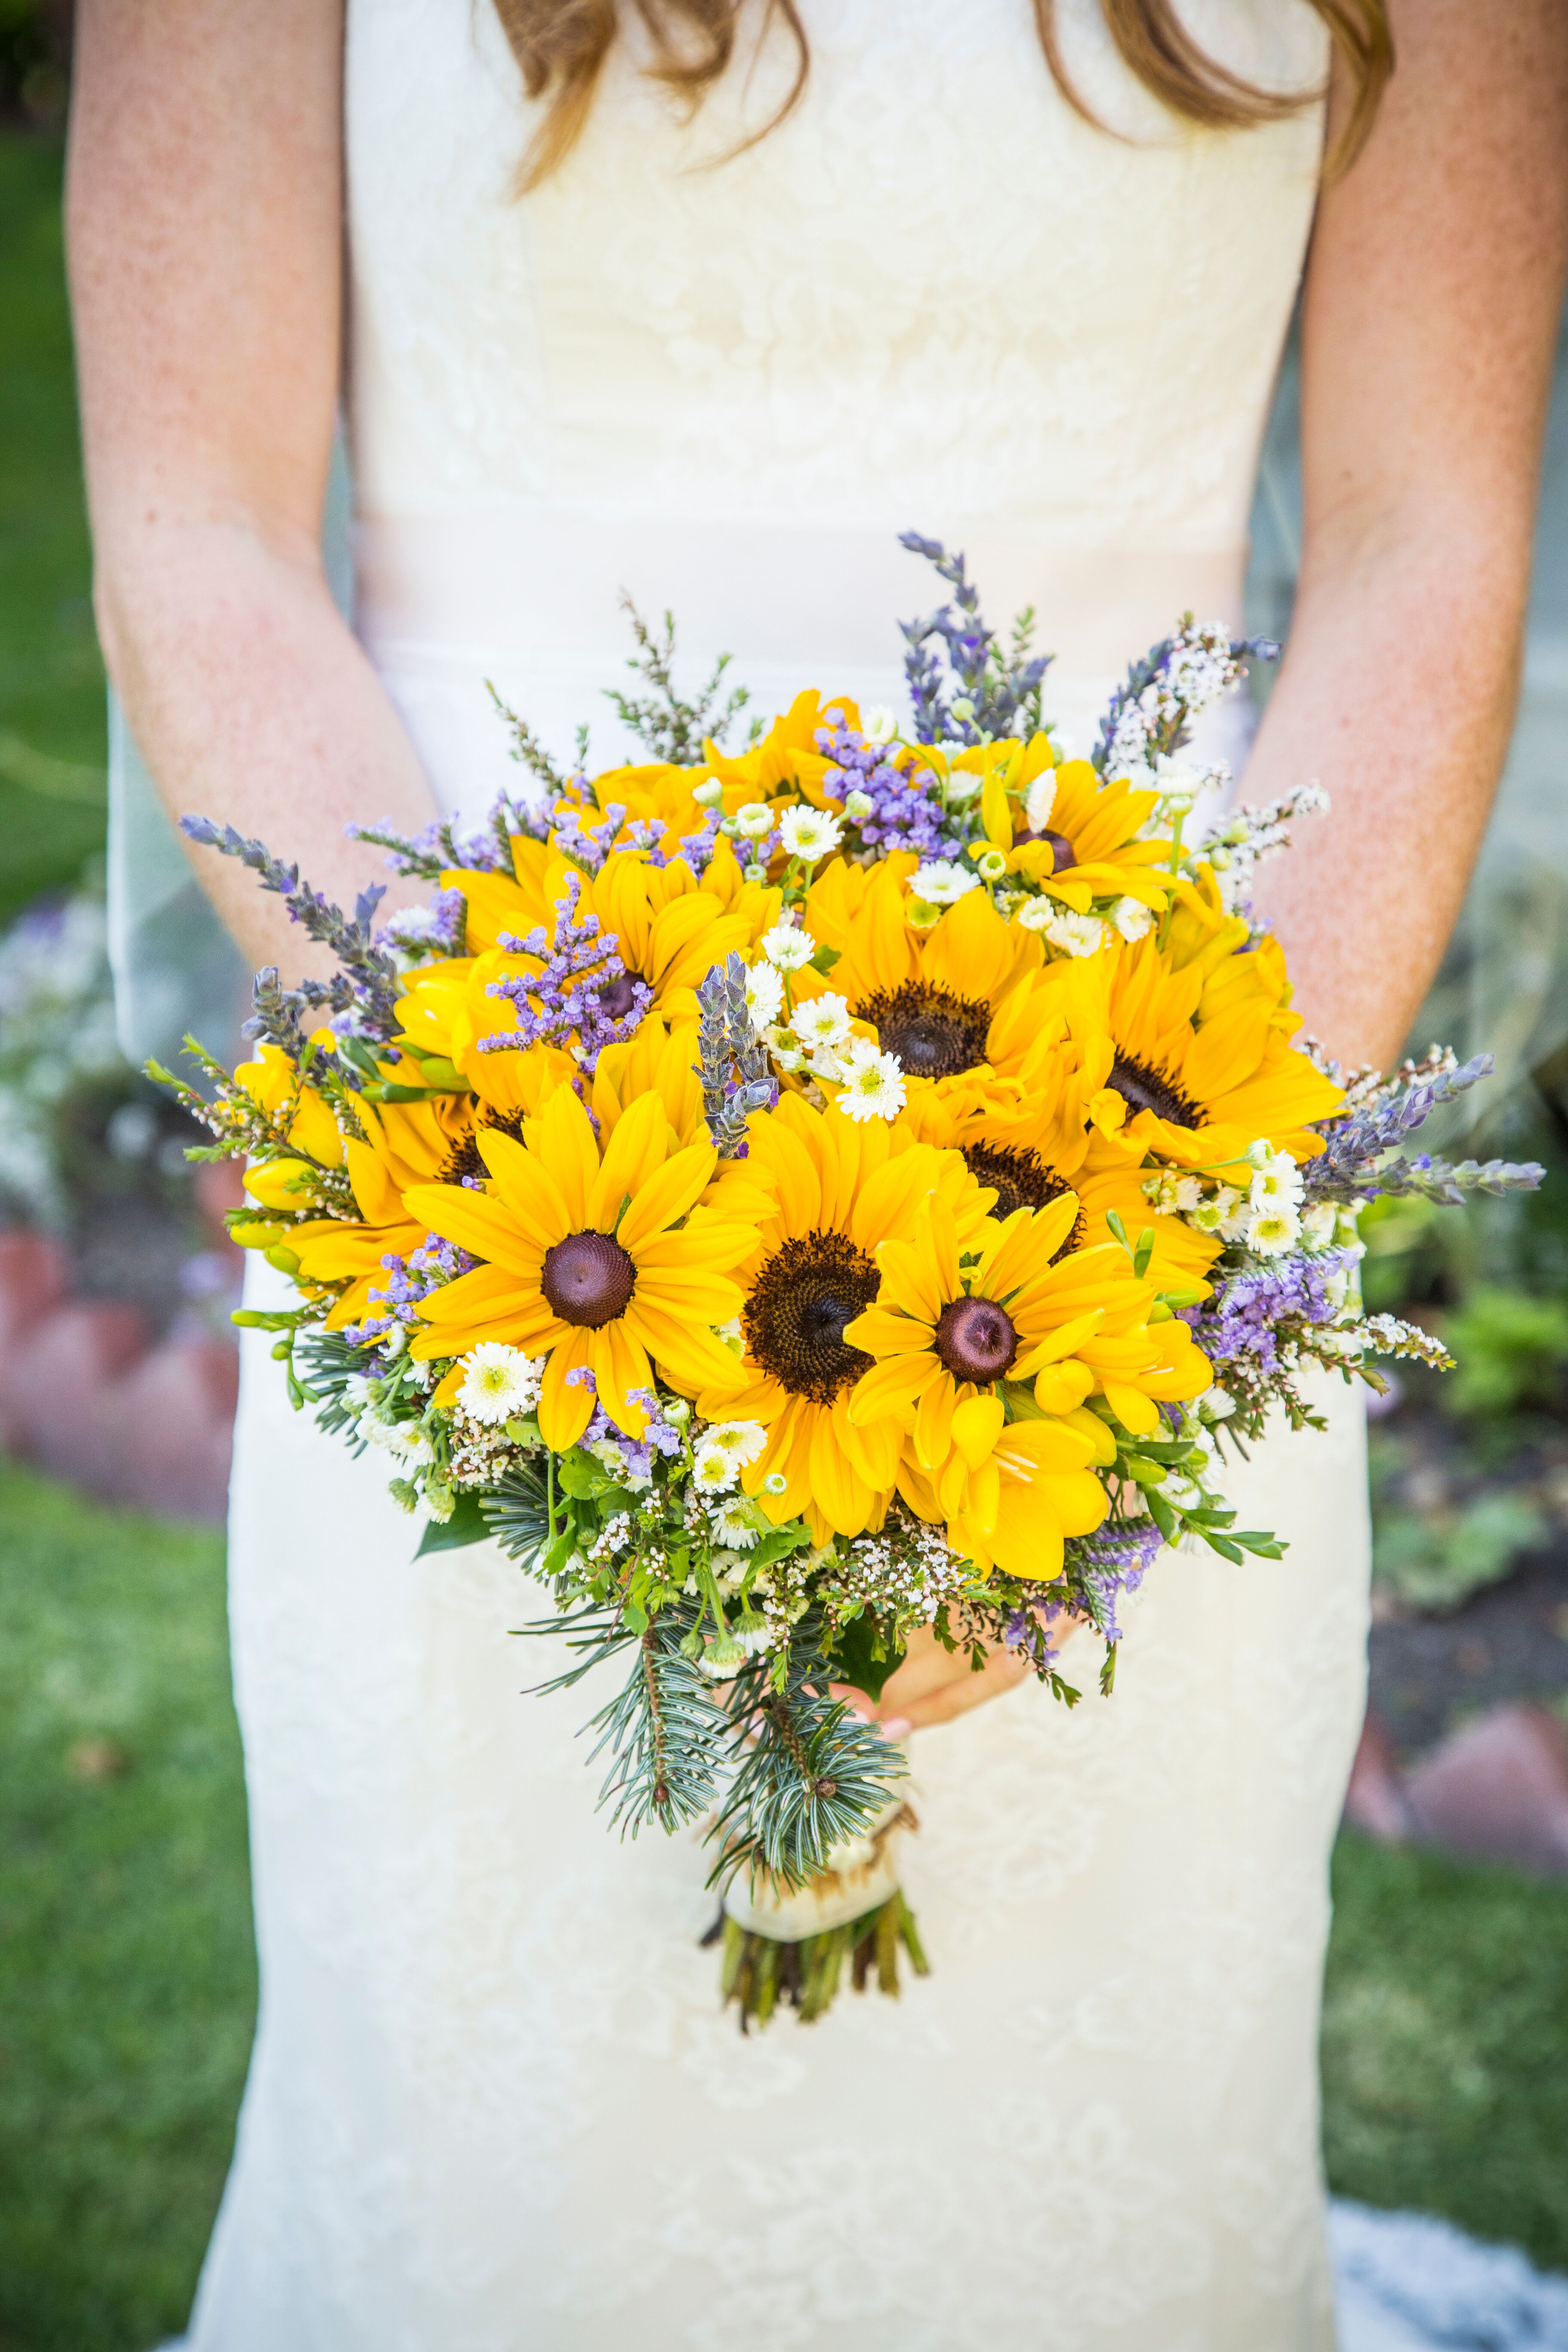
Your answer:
721;1787;915;1943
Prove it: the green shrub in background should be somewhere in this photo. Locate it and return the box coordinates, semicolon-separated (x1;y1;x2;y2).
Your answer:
1444;1286;1568;1420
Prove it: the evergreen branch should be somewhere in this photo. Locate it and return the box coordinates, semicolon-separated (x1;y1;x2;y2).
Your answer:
485;682;573;796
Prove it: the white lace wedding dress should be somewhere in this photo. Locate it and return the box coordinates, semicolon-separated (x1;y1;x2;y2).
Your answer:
185;3;1370;2345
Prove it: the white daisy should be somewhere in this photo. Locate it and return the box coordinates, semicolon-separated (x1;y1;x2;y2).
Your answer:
1246;1203;1302;1257
843;789;875;822
710;1498;762;1549
740;961;785;1031
1300;1201;1338;1251
910;858;979;905
456;1341;542;1426
732;802;775;840
790;992;853;1053
760;921;815;972
837;1047;906;1124
1015;896;1055;932
692;1439;741;1493
861;705;899;745
698;1418;768;1467
778;806;843;862
1024;769;1058;832
1112;895;1154;942
362;1415;434;1466
1044;910;1106;958
1249;1149;1305;1212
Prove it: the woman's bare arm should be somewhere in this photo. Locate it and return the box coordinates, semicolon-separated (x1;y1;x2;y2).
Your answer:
68;0;438;980
1248;0;1568;1074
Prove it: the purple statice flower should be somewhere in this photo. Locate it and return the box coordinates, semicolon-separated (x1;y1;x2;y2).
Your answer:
551;799;627;875
478;874;652;1075
345;1234;475;1346
579;1387;683;1484
815;714;963;862
1183;1247;1359;1376
377;886;467;961
565;1366;598;1393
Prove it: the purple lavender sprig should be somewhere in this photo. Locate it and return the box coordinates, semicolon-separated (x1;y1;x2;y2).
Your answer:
180;816;401;1047
350;786;548;883
696;952;777;1158
476;874;652;1074
897;532;1052;746
1305;1051;1545;1207
815;713;964;861
1092;618;1277;778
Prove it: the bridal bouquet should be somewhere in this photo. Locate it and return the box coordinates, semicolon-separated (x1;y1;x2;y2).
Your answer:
156;536;1540;2027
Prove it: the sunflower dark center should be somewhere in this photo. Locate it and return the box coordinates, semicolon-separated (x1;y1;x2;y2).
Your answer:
742;1229;881;1406
1013;824;1078;876
960;1143;1088;1258
853;980;991;1079
596;971;641;1022
934;1295;1019;1384
1107;1052;1201;1130
541;1232;637;1328
437;1106;529;1188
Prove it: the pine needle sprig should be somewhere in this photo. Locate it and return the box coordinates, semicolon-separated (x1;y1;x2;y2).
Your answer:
708;1611;907;1894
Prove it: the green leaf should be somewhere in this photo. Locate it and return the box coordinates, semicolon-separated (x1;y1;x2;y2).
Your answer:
809;943;842;976
829;1609;906;1705
556;1449;613;1500
416;1490;493;1556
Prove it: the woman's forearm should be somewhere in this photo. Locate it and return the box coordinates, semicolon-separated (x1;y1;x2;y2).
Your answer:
95;517;438;980
1244;510;1527;1074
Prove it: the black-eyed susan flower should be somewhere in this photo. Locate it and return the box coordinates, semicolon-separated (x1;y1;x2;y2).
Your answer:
695;1097;994;1543
1053;892;1346;1171
894;1397;1110;1581
404;1086;764;1446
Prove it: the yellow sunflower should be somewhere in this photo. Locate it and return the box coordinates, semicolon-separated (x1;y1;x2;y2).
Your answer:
694;1096;994;1543
701;689;857;813
898;1047;1221;1300
960;737;1176;914
279;1090;478;1332
845;1188;1210;1463
1052;886;1346;1170
798;854;1057;1091
894;1399;1110;1582
404;1085;764;1446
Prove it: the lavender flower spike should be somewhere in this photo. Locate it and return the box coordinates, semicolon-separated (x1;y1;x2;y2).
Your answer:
695;953;777;1158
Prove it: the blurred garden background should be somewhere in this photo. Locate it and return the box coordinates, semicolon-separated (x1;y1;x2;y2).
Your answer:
3;25;1568;2352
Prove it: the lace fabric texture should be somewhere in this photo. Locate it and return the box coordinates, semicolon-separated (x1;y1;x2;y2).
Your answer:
188;4;1371;2344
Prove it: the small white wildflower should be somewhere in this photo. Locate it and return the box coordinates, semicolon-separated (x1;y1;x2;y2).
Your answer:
1215;1187;1253;1243
949;696;976;723
761;1470;788;1495
837;1047;906;1123
760;922;815;972
710;1498;762;1549
1250;1149;1305;1212
733;801;775;839
342;1372;377;1415
1300;1201;1338;1251
977;848;1008;882
692;1440;741;1494
741;962;784;1031
1015;896;1056;932
1172;1176;1203;1213
362;1416;434;1467
766;1028;806;1073
663;1397;692;1426
690;778;724;807
861;705;898;744
1112;895;1154;943
790;992;853;1054
943;770;983;802
911;858;980;905
1247;1203;1302;1256
1024;769;1058;833
699;1419;767;1467
715;1316;745;1354
843;789;875;822
778;806;842;862
1201;1388;1237;1421
456;1341;542;1426
1044;910;1106;958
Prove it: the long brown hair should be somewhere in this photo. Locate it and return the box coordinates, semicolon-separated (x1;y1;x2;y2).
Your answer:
492;0;1392;193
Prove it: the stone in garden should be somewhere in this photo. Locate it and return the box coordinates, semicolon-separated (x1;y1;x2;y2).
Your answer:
1343;1708;1414;1844
1405;1704;1568;1875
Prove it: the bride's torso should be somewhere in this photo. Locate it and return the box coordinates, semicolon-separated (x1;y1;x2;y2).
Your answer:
342;0;1326;801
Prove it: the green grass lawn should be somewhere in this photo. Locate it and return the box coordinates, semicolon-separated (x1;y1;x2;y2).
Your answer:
0;1464;254;2352
0;134;108;923
0;1459;1566;2350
